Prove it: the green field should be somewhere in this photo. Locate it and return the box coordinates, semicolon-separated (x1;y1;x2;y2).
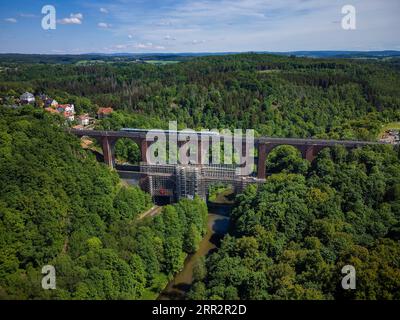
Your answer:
75;60;107;65
145;60;180;65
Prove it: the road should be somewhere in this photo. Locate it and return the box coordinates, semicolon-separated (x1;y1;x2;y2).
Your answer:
138;206;162;220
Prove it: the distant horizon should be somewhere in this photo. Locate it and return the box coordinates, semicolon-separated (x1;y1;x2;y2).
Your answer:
1;49;400;56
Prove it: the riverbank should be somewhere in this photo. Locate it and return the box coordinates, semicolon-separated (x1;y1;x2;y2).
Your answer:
158;204;232;300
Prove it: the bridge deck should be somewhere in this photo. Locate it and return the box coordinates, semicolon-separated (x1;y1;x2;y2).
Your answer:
69;129;385;147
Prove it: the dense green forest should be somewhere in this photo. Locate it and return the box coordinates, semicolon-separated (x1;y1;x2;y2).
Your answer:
189;144;400;299
0;107;208;299
1;54;400;140
1;53;400;300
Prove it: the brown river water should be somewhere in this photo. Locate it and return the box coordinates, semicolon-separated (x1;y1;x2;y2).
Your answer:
158;204;232;300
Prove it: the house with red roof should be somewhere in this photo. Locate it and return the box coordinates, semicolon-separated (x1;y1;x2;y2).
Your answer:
97;107;113;119
78;114;90;126
45;103;75;122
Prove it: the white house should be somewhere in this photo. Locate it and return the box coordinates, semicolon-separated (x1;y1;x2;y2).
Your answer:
63;111;75;122
20;92;35;104
57;104;75;114
55;104;76;122
78;114;90;126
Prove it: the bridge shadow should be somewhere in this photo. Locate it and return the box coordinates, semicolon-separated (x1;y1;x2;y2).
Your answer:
225;192;236;202
115;164;141;172
154;196;173;206
207;203;233;217
172;283;191;293
211;217;230;233
158;290;186;300
158;282;191;300
208;217;230;248
87;149;104;163
209;230;227;247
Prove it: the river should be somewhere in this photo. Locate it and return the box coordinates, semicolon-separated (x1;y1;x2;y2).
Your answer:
119;174;232;300
158;204;232;300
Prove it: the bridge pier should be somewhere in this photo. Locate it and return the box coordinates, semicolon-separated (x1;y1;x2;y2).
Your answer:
297;144;326;162
198;140;207;165
140;139;148;163
101;136;117;168
257;143;267;179
257;143;278;179
300;145;326;162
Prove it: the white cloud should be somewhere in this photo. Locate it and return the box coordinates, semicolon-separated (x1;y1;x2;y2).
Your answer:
100;8;109;14
128;34;133;39
156;20;173;26
51;49;67;54
5;18;17;23
98;22;111;28
73;13;83;19
164;35;176;41
191;39;206;45
104;41;166;52
58;13;83;25
134;42;165;50
19;13;36;18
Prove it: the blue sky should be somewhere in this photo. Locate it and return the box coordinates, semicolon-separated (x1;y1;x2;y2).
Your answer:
0;0;399;54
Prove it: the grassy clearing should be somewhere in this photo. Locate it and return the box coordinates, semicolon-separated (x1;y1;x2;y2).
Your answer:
257;69;282;73
378;122;400;138
75;60;107;65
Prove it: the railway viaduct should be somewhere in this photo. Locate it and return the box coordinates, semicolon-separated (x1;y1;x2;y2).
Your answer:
69;128;382;180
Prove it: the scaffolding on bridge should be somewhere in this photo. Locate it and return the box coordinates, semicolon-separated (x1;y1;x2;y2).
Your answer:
139;162;265;203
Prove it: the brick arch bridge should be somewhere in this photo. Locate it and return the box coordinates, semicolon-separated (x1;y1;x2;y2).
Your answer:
70;128;382;181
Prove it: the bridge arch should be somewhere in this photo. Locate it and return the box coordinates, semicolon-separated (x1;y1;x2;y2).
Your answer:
114;138;142;166
86;136;149;169
265;145;309;175
257;142;328;179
